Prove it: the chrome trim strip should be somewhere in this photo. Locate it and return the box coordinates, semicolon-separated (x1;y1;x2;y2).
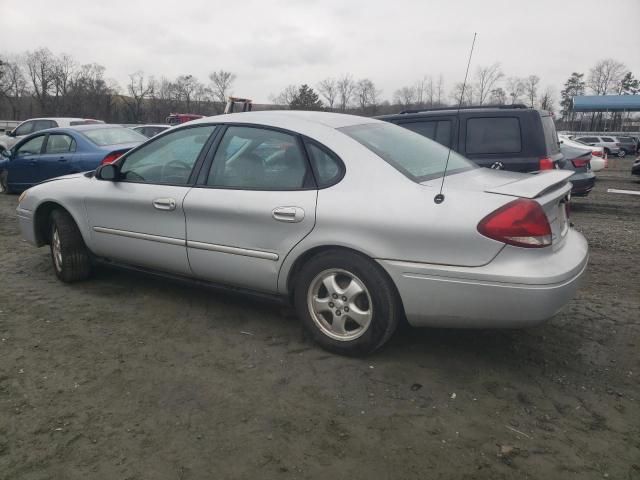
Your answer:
187;240;279;261
93;227;185;246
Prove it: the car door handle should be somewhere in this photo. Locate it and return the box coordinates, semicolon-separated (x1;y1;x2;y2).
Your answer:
152;198;176;211
272;206;305;223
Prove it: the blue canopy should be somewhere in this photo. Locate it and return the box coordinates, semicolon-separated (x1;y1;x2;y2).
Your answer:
572;95;640;112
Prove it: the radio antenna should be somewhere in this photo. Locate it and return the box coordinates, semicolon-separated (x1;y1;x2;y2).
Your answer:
434;32;477;205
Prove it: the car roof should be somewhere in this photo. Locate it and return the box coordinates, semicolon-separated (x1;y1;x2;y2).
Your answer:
21;117;91;122
132;124;170;128
377;106;545;120
190;110;379;129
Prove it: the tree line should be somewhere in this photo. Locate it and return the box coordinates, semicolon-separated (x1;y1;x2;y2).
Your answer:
0;47;637;127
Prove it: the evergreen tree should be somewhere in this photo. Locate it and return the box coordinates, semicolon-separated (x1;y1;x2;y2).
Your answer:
560;72;585;119
289;84;324;110
619;72;640;95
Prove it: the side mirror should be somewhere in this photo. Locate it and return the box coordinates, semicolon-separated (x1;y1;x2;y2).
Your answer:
1;149;11;159
95;163;119;181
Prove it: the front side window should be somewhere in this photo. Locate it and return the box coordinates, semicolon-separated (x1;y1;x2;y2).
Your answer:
120;125;216;185
14;121;35;137
45;134;76;154
207;126;311;190
16;135;45;156
466;117;522;154
601;137;614;142
340;122;474;182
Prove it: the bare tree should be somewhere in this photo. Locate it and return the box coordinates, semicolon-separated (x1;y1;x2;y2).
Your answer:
489;87;507;105
393;85;417;106
506;77;525;104
474;63;504;105
270;84;298;106
317;77;338;110
588;59;626;95
25;48;56;113
435;74;445;105
125;71;154;122
539;86;555;112
336;74;355;111
51;53;76;114
355;78;381;113
174;74;199;110
209;70;236;108
0;56;29;119
524;75;540;108
450;82;473;106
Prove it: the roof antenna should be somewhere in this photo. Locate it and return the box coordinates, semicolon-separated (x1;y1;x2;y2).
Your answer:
434;32;477;205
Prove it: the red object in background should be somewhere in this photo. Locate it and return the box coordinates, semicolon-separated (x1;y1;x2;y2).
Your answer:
166;113;204;125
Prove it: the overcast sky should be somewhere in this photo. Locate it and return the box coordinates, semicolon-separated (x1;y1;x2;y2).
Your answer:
3;0;639;104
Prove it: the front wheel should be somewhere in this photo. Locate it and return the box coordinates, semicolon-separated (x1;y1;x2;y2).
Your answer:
0;170;10;194
294;250;402;356
49;209;92;282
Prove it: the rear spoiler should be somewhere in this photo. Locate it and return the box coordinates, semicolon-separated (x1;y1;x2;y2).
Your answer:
485;170;573;199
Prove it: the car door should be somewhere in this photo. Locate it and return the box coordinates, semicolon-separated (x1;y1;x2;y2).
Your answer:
35;133;76;182
8;134;46;188
84;124;218;276
183;125;318;293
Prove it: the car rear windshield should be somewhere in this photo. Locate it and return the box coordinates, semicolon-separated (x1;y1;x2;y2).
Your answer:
81;127;146;146
339;122;475;182
541;115;560;155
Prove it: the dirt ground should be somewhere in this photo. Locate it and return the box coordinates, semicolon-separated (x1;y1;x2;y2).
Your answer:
0;159;638;480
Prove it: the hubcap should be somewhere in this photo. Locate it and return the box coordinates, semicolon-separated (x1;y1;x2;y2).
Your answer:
52;228;63;272
307;268;373;341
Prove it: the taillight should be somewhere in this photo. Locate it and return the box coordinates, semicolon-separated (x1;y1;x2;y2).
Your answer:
477;198;552;248
592;150;602;157
101;152;123;165
571;158;590;168
539;157;554;170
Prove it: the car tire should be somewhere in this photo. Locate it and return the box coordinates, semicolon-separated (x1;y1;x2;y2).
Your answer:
617;150;626;158
49;209;92;283
294;250;402;356
604;148;610;156
0;170;10;194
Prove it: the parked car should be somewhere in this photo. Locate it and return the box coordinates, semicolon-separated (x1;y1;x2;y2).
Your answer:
573;135;621;156
0;124;145;193
632;157;640;177
0;117;103;153
15;111;588;355
130;124;171;138
165;113;204;125
558;144;596;196
614;136;637;156
559;134;607;172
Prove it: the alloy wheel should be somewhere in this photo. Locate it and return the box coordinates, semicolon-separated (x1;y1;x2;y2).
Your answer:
307;268;373;341
52;228;63;272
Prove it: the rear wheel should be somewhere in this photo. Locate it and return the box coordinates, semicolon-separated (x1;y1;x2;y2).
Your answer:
49;209;92;282
294;250;401;356
617;149;626;158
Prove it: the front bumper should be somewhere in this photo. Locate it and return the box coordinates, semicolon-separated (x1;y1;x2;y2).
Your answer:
16;207;37;245
378;229;588;328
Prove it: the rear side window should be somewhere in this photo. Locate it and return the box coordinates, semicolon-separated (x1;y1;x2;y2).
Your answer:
601;137;614;142
400;120;452;147
541;116;560;155
34;120;57;131
305;141;343;187
45;134;76;154
466;117;521;154
577;137;597;143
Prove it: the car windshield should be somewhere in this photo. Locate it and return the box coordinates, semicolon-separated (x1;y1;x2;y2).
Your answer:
81;127;146;146
339;122;475;182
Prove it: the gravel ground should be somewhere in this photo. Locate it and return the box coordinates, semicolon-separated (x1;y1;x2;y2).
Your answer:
0;159;638;480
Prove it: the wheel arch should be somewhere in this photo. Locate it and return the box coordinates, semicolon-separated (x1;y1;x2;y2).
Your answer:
282;244;405;314
33;201;85;247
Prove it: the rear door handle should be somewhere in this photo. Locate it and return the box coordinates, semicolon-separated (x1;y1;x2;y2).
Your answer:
152;198;176;211
272;206;305;223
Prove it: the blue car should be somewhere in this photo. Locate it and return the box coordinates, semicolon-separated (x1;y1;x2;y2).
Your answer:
0;124;146;193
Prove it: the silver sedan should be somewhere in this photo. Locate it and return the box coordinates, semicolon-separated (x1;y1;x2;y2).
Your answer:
16;111;588;355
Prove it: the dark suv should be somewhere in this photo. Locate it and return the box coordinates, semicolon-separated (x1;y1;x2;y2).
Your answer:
378;105;563;173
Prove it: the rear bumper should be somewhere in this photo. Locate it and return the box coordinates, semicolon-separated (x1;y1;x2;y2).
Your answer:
378;229;588;328
569;172;596;196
